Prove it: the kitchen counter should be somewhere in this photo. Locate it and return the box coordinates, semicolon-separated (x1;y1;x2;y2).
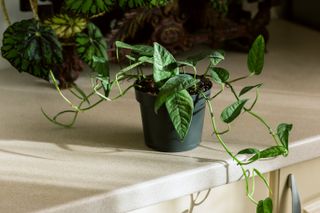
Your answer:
0;20;319;213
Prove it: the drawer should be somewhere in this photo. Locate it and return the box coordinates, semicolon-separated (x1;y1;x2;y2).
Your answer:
275;158;320;213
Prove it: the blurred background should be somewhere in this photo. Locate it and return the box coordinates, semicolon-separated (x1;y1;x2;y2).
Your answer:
0;0;319;70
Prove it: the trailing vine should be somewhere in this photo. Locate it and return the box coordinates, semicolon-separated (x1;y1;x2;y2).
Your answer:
42;35;292;213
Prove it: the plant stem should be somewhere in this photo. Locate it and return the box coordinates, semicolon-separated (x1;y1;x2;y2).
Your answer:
247;89;259;111
203;63;211;76
49;71;80;111
245;110;281;146
209;85;224;100
226;82;239;101
225;82;280;146
227;74;251;84
0;0;11;25
204;97;258;205
89;12;106;19
28;0;39;20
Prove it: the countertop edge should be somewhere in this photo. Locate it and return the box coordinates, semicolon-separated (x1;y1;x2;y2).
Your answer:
39;135;320;213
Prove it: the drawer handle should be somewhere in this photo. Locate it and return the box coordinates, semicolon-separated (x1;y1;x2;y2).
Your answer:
288;174;301;213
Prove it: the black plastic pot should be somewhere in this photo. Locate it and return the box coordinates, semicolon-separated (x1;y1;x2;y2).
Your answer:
135;88;211;152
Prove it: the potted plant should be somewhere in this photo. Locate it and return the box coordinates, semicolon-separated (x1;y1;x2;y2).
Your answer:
0;0;168;88
40;35;291;213
1;2;292;212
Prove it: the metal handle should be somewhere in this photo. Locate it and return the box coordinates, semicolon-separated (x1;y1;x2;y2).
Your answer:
288;174;301;213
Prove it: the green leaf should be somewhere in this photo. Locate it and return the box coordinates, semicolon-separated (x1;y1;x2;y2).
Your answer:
277;123;293;150
65;0;113;16
165;90;194;140
221;99;248;123
96;74;111;97
239;84;263;96
71;83;90;104
163;60;195;71
138;56;153;64
153;42;179;82
118;61;144;73
209;50;225;66
155;74;199;113
75;22;109;78
125;54;137;61
185;50;224;66
237;148;260;156
115;41;154;57
237;148;261;164
119;0;169;8
256;197;273;213
210;67;230;84
185;49;212;66
44;14;87;38
1;19;62;80
250;146;287;161
247;35;265;75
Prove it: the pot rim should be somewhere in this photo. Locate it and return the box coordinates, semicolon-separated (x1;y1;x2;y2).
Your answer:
134;74;213;97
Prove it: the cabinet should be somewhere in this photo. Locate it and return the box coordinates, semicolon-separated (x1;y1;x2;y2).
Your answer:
130;158;320;213
129;175;270;213
272;158;320;213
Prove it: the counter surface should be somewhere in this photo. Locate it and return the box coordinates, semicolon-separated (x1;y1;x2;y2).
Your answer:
0;20;319;213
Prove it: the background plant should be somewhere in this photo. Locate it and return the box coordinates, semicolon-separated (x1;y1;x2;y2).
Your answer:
0;0;169;87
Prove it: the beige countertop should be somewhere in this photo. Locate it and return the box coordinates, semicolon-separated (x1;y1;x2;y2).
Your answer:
0;20;319;213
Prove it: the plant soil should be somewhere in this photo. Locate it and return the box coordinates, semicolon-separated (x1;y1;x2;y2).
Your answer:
135;75;212;95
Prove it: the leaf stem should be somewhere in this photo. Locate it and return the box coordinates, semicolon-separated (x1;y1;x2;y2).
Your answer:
227;74;252;84
204;96;258;205
226;82;239;101
203;63;211;76
28;0;39;20
245;110;281;146
247;89;259;111
41;108;78;128
89;12;106;19
49;71;80;111
225;82;281;146
0;0;11;25
209;84;224;100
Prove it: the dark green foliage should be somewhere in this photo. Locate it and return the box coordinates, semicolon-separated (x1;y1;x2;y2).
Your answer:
248;35;265;75
249;146;288;162
64;0;168;16
209;50;225;66
76;23;109;77
64;0;114;16
165;89;194;140
210;0;229;14
119;0;169;8
277;123;293;150
221;99;248;123
1;19;63;80
154;74;199;113
237;148;260;156
153;42;179;83
210;67;229;84
257;197;273;213
115;41;154;57
186;50;224;66
239;84;263;96
76;22;110;93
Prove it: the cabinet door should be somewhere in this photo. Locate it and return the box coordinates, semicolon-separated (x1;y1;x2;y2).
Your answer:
275;158;320;213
